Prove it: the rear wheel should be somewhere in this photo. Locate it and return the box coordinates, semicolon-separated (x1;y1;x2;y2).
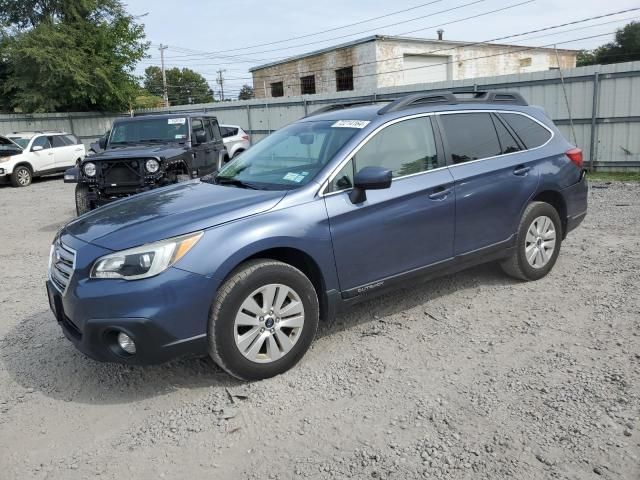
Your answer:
75;183;92;216
501;201;562;281
208;259;319;381
11;165;32;187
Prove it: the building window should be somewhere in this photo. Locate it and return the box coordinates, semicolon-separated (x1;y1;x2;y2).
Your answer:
335;67;353;92
519;57;532;67
271;81;284;97
300;75;316;95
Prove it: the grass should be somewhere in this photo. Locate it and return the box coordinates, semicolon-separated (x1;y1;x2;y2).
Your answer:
587;171;640;182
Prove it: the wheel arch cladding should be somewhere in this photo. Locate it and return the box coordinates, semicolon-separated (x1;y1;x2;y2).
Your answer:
532;190;567;237
13;161;33;173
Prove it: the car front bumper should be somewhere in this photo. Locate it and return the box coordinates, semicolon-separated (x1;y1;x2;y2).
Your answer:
46;234;220;364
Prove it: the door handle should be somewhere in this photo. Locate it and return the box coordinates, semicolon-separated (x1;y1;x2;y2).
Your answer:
513;165;531;176
428;186;452;200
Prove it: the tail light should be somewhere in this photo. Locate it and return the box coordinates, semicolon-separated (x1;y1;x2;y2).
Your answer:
565;148;583;169
241;134;250;141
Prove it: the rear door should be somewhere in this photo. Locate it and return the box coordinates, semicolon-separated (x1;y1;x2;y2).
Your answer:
437;111;541;256
207;118;225;170
49;135;78;169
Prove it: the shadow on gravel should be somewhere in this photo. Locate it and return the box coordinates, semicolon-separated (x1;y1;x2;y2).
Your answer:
1;310;239;405
0;174;65;190
2;263;514;404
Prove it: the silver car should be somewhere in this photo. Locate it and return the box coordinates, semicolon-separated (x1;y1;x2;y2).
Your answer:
220;124;250;159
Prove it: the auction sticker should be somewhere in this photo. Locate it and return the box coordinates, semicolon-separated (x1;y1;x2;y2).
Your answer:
332;120;370;129
168;118;186;125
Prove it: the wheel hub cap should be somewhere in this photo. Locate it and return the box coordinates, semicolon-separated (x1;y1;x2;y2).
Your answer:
233;283;305;364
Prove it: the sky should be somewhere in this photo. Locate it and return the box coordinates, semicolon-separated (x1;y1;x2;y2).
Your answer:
129;0;640;99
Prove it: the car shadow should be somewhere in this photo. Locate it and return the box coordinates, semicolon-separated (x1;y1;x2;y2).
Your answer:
1;264;516;405
0;173;65;189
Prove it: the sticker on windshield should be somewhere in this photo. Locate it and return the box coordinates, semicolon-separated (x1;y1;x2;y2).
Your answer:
168;118;186;125
175;134;187;139
332;120;370;129
283;172;307;183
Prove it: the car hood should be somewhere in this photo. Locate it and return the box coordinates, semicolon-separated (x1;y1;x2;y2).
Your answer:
91;144;187;160
64;181;287;251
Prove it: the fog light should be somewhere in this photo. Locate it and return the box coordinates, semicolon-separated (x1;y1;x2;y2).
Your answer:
117;332;136;354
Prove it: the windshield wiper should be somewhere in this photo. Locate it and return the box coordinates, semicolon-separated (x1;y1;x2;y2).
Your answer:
215;177;259;190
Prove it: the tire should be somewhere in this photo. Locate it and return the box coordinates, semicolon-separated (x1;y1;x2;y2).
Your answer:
232;150;244;159
500;201;562;281
11;165;32;187
208;259;319;381
75;183;92;216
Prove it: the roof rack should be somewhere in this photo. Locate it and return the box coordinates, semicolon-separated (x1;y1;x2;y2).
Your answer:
378;90;528;115
305;100;384;117
12;130;65;134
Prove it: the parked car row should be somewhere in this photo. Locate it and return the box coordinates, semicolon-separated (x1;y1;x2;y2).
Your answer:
46;90;588;381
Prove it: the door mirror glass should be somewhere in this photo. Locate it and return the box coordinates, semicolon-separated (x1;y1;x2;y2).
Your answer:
32;145;43;152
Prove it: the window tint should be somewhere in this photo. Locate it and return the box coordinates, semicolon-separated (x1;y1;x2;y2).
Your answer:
61;135;78;146
500;113;551;149
330;159;355;192
50;135;66;148
354;117;439;177
220;126;238;138
31;136;51;150
439;113;501;163
491;114;521;155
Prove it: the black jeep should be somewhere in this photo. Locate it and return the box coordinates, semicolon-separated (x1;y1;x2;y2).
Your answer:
69;113;228;215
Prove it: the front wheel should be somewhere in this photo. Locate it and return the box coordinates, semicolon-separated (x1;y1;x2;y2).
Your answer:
11;165;32;187
208;259;319;381
500;201;562;281
75;183;93;216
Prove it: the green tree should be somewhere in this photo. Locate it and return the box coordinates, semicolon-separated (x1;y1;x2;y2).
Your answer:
143;66;214;106
577;21;640;67
0;0;148;112
238;84;255;100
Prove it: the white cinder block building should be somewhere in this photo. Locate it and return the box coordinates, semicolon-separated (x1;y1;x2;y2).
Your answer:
250;34;577;99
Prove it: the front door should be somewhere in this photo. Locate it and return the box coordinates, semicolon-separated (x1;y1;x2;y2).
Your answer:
28;135;55;172
324;116;456;293
191;118;218;176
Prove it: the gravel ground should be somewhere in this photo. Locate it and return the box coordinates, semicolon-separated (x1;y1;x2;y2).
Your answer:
0;176;638;480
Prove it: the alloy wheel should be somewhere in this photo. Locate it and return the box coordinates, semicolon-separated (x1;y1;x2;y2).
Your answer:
525;215;556;269
233;283;305;363
17;168;30;185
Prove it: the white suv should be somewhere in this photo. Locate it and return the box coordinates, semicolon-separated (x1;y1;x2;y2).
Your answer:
0;131;86;187
220;124;250;159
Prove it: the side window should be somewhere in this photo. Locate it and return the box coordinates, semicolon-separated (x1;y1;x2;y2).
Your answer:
191;119;207;141
329;159;355;192
491;114;521;155
31;136;51;150
60;135;77;146
354;117;440;177
210;119;223;141
50;136;66;148
439;113;501;163
499;113;552;149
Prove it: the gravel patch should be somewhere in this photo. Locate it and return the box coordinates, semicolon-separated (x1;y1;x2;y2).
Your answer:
0;177;638;479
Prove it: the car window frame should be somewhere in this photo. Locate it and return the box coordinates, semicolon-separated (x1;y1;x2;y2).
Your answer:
319;110;554;197
30;135;52;151
49;135;67;149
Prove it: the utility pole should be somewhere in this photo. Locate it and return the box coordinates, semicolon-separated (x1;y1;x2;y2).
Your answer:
216;69;226;101
159;44;169;108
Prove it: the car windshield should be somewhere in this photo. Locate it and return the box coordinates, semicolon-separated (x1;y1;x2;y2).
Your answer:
8;137;28;148
109;117;189;145
213;120;361;190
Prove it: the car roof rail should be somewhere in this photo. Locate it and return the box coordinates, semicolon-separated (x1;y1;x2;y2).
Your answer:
305;100;385;117
378;90;528;115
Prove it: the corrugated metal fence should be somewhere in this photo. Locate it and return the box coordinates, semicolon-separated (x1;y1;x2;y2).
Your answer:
1;60;639;170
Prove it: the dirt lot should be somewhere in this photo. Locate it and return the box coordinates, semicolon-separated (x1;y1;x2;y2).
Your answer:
0;176;638;479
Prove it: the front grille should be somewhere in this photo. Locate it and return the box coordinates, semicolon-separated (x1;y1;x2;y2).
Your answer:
49;241;76;294
100;160;144;186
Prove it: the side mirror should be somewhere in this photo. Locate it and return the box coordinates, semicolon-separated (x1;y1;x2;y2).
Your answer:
32;145;43;152
349;166;392;204
98;136;107;150
63;167;79;183
195;130;207;144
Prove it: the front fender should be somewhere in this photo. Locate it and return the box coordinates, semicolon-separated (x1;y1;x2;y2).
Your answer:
175;199;340;292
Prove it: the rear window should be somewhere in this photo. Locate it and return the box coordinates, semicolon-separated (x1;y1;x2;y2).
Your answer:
499;113;551;149
221;127;238;138
439;113;502;163
50;136;66;148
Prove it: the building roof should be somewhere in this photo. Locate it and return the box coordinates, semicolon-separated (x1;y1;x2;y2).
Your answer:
249;34;577;72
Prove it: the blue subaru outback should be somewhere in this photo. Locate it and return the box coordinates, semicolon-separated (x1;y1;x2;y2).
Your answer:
47;91;588;380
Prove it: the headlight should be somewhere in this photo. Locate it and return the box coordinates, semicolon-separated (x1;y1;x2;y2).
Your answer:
83;162;96;177
145;159;160;173
90;231;203;280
